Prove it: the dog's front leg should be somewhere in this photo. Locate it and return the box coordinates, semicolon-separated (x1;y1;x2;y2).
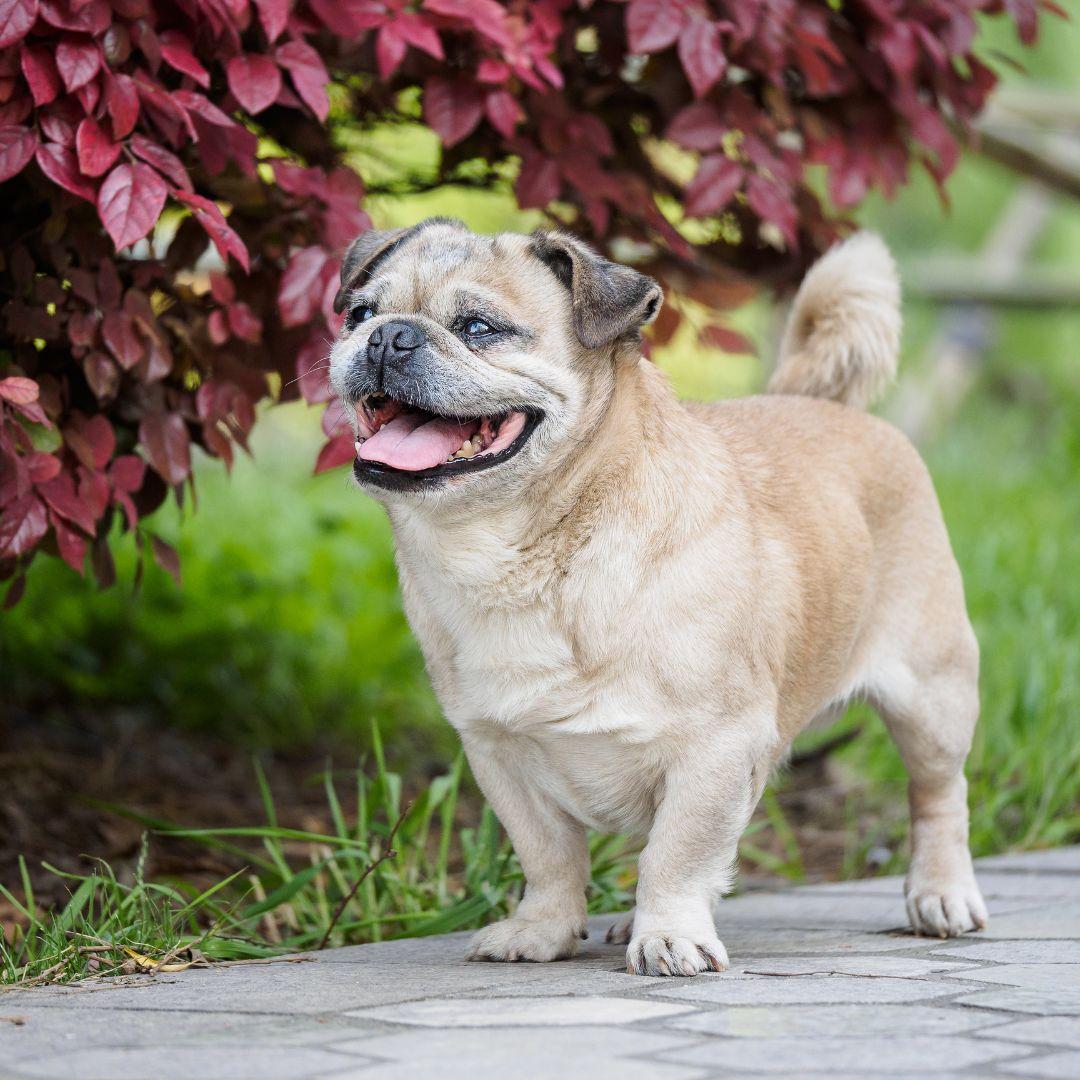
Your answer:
463;728;589;963
627;727;771;977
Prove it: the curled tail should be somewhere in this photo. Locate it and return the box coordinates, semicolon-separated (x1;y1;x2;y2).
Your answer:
768;232;900;410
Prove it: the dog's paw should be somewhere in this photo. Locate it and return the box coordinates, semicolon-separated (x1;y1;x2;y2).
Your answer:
626;932;728;977
605;910;634;945
905;874;988;938
467;917;585;963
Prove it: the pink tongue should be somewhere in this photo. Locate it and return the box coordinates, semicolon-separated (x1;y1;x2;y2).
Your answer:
358;413;476;471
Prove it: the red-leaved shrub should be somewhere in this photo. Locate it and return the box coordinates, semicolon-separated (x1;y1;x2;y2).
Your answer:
0;0;1053;598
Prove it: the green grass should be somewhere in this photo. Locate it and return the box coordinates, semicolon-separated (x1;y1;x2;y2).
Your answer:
1;726;639;986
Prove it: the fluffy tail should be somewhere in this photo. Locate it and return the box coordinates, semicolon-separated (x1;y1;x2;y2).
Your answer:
768;232;900;410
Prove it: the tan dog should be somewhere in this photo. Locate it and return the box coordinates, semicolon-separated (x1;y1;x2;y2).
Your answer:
328;218;987;977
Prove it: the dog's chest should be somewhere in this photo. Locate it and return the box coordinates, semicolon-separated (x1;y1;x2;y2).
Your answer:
417;582;592;728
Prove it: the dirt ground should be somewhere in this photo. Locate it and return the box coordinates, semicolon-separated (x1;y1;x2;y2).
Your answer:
0;705;901;917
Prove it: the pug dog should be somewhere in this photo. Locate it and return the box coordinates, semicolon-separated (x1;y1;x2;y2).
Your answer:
328;217;987;977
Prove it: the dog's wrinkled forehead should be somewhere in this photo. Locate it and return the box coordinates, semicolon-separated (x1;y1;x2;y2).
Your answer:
342;220;543;322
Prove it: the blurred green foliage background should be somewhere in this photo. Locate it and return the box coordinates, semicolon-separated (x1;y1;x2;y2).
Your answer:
3;15;1078;867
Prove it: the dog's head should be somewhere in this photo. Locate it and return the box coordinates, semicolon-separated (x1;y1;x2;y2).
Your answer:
327;217;661;502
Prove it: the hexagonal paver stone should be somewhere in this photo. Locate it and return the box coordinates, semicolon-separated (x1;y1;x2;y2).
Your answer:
977;903;1080;940
943;963;1080;991
654;1034;1028;1074
998;1050;1080;1078
346;995;695;1027
975;849;1080;873
6;1044;365;1080
337;1027;707;1080
932;941;1080;965
990;1016;1080;1049
660;1003;1012;1038
648;973;957;1006
957;988;1080;1016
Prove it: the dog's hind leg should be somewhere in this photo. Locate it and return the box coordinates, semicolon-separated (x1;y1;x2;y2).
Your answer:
869;628;988;938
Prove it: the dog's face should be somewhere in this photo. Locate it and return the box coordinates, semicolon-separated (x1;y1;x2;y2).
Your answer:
327;218;661;504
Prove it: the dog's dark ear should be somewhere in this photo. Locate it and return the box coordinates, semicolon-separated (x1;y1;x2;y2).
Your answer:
333;228;407;314
529;230;663;349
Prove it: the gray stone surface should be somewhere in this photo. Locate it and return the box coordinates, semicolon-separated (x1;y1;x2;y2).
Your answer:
2;847;1079;1078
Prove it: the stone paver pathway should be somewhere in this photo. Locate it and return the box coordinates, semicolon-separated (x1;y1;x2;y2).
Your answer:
3;848;1080;1079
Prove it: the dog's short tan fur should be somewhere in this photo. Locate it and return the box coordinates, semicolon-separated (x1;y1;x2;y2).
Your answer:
329;220;987;976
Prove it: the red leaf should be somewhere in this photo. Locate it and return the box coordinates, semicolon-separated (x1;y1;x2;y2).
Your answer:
477;58;509;84
0;0;38;50
105;73;139;139
226;54;282;116
684;154;743;217
745;175;798;247
0;492;47;557
276;41;330;121
139;412;191;487
82;350;118;400
52;512;87;572
699;324;754;354
424;76;484;147
56;37;100;93
393;12;444;59
485;89;521;138
36;142;97;201
102;309;144;368
38;97;80;145
173;89;233;127
26;451;61;484
678;19;727;98
0;376;39;406
130;135;191;191
626;0;686;53
40;0;108;35
295;335;331;404
150;533;181;585
314;432;356;474
64;412;115;470
76;117;121;178
97;162;167;250
0;124;37;182
875;21;918;78
227;301;262;343
514;153;560;209
278;246;330;327
207;307;228;345
376;24;407;79
159;31;210;88
666;102;727;151
172;190;249;272
108;453;145;494
309;0;384;35
21;45;61;107
38;471;97;534
253;0;289;43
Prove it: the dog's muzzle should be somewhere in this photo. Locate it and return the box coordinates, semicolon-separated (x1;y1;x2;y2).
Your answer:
367;319;426;383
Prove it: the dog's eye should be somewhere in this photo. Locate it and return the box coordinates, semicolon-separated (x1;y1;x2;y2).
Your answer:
351;304;376;324
463;317;494;336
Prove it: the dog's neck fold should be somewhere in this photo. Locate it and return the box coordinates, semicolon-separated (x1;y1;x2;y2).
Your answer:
385;356;730;601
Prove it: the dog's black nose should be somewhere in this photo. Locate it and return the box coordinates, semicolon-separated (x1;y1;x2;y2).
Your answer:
367;319;425;377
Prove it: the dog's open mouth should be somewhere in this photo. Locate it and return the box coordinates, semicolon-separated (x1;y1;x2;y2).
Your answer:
352;395;539;481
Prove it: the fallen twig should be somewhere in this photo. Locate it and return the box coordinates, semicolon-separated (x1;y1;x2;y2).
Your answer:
315;804;411;953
